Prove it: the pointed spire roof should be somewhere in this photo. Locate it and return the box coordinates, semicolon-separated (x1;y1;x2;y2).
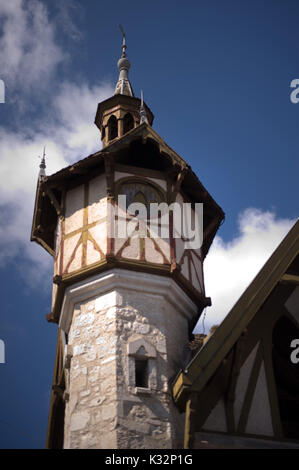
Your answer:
140;90;149;124
38;147;46;182
114;25;134;97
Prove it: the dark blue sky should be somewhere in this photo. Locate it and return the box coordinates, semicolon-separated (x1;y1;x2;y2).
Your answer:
0;0;298;448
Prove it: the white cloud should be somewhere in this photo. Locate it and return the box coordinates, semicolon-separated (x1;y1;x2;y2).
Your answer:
0;0;65;94
51;81;113;158
55;0;83;42
0;80;113;287
197;209;296;333
0;0;114;289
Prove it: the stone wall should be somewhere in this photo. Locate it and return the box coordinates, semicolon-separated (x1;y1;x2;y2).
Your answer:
61;269;197;449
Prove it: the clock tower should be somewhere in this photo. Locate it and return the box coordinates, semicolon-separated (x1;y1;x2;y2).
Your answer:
31;29;224;449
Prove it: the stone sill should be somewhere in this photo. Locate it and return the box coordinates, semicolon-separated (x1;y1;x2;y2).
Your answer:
134;387;152;395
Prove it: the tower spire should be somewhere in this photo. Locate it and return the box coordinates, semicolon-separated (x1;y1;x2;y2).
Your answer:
140;90;149;124
114;25;134;97
38;147;46;182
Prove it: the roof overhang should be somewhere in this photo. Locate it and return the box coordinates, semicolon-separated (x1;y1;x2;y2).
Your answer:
31;122;225;258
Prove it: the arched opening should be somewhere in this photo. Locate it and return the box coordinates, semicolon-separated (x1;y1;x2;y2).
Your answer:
135;357;149;388
119;180;165;220
108;115;118;141
123;113;134;134
272;315;299;439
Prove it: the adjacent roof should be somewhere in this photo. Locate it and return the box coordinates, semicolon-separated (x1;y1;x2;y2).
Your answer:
172;218;299;406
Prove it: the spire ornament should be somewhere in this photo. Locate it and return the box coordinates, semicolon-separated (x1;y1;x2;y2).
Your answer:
114;25;134;97
38;147;46;182
140;90;148;124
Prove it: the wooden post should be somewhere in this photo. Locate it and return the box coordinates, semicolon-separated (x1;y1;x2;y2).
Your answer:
184;392;198;449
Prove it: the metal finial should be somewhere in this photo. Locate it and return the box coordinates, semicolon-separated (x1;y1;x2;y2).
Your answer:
119;24;126;57
38;147;46;181
114;25;134;97
140;90;148;124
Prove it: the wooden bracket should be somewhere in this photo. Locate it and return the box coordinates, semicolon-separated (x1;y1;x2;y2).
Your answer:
184;392;199;449
45;188;64;217
46;312;56;323
69;166;88;175
169;167;188;203
53;275;62;285
280;273;299;286
103;154;115;199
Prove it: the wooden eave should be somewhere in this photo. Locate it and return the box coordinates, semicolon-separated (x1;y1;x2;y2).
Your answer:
31;182;56;255
31;122;224;258
172;218;299;406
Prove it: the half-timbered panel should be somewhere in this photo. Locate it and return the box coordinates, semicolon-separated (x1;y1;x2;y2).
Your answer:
172;220;299;449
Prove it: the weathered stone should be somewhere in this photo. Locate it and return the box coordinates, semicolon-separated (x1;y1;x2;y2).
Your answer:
63;273;194;449
133;322;150;334
70;412;90;432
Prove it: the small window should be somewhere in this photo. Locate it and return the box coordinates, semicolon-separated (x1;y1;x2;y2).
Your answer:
135;358;148;388
108;115;118;141
123;113;134;134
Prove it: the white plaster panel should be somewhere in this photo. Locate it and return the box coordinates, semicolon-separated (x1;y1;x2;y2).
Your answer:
149;236;171;263
68;244;82;273
145;238;164;264
148;177;167;191
119;237;140;260
245;362;274;436
203;398;227;432
89;223;107;256
234;343;259;427
88;174;107;224
285;287;299;325
86;240;101;266
175;192;184;204
175;238;185;264
114;171;134;181
65;185;84;234
63;233;81;272
180;255;189;280
191;251;203;287
190;262;201;293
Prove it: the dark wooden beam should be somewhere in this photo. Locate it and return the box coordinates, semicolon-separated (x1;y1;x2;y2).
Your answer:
280;274;299;286
69;166;88;175
184;392;198;449
46;188;64;217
